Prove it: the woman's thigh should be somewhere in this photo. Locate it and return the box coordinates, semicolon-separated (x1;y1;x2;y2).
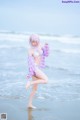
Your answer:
34;67;48;80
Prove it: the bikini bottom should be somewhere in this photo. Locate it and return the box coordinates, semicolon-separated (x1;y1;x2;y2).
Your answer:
34;63;45;77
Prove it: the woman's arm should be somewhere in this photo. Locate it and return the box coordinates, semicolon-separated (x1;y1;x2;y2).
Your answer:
42;43;49;57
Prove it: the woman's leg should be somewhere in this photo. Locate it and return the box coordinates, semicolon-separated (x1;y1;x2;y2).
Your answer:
26;68;48;89
28;76;38;108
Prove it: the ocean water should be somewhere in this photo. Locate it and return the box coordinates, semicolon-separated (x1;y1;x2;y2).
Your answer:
0;32;80;102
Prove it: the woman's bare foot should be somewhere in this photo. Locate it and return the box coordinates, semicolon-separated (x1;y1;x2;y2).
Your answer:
27;104;37;109
26;81;31;90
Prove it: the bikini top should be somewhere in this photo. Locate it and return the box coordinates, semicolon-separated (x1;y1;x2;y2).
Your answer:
32;47;43;57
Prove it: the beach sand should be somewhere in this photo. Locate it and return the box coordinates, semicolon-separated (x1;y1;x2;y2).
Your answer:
0;97;80;120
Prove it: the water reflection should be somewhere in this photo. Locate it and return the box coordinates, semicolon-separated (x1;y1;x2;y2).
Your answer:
27;108;34;120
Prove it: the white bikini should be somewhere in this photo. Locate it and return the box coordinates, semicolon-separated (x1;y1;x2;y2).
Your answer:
32;47;43;68
33;47;43;57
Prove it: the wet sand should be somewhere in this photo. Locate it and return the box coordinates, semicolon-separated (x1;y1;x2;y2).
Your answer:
0;97;80;120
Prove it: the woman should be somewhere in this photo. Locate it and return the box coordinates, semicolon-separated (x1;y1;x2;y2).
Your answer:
26;34;49;109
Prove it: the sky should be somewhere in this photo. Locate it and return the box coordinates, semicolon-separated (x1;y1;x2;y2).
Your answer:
0;0;80;35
